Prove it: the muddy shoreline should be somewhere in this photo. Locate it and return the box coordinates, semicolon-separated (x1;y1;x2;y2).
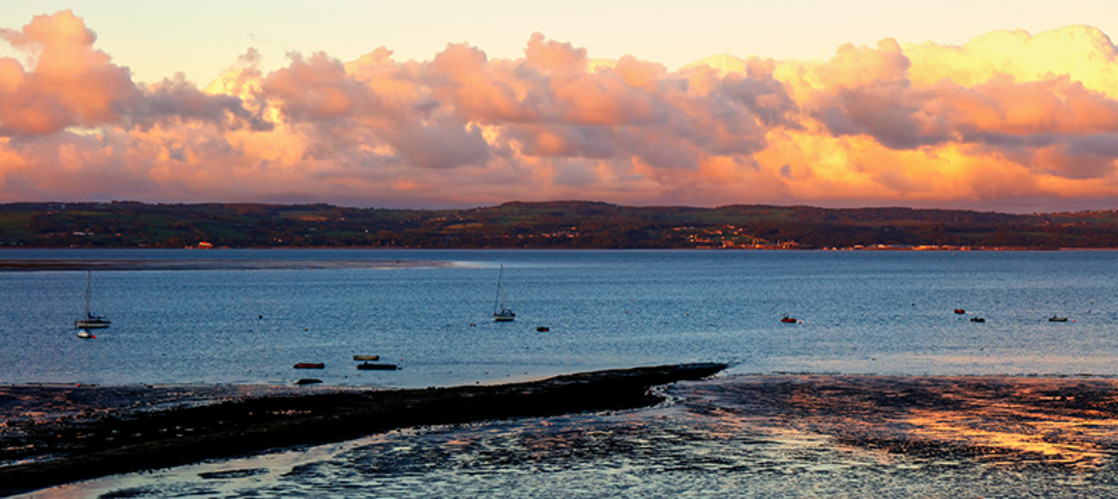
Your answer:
0;363;727;496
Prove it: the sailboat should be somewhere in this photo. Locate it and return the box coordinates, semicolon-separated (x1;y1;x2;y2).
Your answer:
74;270;111;329
493;265;516;322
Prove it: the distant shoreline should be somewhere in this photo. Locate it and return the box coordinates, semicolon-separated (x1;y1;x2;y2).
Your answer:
4;201;1118;250
4;248;1118;273
0;258;456;272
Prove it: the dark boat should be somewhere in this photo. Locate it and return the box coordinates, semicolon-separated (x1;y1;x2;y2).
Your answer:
75;314;111;329
1048;315;1069;322
293;362;325;369
493;265;516;322
74;271;111;329
357;362;398;370
537;326;550;332
970;317;985;323
295;378;322;385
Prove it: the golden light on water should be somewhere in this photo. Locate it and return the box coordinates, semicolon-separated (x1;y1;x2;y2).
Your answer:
685;375;1118;470
904;410;1112;466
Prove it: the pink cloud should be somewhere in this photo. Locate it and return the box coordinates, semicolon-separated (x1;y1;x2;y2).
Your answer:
0;11;263;137
0;10;138;134
2;13;1118;212
264;51;368;122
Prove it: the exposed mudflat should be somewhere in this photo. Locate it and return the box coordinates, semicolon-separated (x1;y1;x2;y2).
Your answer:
43;373;1118;498
0;363;727;496
677;375;1118;469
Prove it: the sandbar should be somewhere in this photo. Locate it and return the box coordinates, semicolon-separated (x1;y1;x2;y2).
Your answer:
0;363;727;496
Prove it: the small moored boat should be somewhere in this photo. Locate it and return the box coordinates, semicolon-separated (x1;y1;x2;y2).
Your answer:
293;362;325;369
357;362;398;371
75;314;111;329
954;308;966;315
780;315;798;324
353;355;380;361
1048;315;1068;322
970;317;985;323
75;271;111;329
76;329;95;339
493;265;516;322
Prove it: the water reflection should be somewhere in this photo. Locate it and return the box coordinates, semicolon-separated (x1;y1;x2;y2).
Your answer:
689;375;1118;470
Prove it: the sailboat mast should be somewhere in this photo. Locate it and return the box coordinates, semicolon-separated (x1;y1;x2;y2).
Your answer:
84;270;92;318
493;265;504;313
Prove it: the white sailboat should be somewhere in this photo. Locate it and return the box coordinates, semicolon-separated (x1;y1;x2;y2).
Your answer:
74;270;111;329
493;265;516;322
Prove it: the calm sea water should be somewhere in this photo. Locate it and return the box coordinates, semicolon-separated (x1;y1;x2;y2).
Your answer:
3;249;1117;387
8;249;1118;497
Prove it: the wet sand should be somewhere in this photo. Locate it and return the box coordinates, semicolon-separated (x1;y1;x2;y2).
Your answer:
9;369;1118;496
0;363;727;496
698;374;1118;468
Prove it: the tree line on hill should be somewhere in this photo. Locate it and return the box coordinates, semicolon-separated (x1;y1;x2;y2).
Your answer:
1;200;1117;249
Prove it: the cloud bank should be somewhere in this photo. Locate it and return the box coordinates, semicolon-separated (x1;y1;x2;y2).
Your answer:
2;11;1118;211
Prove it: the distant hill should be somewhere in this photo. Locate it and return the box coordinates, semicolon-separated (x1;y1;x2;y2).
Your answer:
1;200;1117;249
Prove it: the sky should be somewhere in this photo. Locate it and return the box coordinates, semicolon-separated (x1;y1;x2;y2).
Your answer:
3;1;1118;212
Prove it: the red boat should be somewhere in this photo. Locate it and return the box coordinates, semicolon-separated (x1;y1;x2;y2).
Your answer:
954;309;965;314
781;315;797;324
293;362;325;369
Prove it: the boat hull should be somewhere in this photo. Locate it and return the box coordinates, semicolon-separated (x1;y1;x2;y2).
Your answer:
492;265;515;322
74;320;110;329
357;362;398;370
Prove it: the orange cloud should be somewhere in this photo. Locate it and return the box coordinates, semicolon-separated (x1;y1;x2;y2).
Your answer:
2;12;1118;212
0;10;137;134
904;25;1118;96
